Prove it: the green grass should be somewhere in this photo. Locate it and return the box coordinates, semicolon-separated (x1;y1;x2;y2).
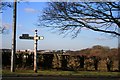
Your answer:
0;69;2;75
2;69;120;77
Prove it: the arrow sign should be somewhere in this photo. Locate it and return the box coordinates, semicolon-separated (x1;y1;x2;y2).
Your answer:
19;34;44;40
19;34;34;40
19;36;34;39
38;36;44;40
34;36;44;40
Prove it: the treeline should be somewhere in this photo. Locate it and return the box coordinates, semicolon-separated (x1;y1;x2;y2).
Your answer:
2;45;118;72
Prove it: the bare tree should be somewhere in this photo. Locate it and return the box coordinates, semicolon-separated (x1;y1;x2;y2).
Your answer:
39;2;120;37
0;2;13;34
0;27;5;34
39;2;120;71
0;2;13;13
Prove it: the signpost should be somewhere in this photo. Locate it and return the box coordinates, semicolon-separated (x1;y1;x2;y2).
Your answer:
19;30;44;73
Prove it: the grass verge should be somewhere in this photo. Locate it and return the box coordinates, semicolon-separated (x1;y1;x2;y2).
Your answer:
2;69;120;77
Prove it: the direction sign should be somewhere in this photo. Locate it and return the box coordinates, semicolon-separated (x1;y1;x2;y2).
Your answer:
20;35;44;40
22;34;29;37
19;36;34;39
39;36;44;40
34;36;44;40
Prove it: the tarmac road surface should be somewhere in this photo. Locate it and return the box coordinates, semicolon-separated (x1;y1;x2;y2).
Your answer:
2;76;120;80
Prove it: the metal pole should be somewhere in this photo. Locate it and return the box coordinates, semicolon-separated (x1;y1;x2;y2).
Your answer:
34;30;38;73
11;0;17;72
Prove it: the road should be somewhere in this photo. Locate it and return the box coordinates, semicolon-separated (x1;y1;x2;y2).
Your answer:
2;76;120;80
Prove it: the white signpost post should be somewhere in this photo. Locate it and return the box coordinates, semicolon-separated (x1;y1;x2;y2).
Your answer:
19;30;44;73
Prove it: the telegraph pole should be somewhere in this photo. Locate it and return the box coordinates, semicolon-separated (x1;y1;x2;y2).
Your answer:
118;1;120;72
11;0;17;72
